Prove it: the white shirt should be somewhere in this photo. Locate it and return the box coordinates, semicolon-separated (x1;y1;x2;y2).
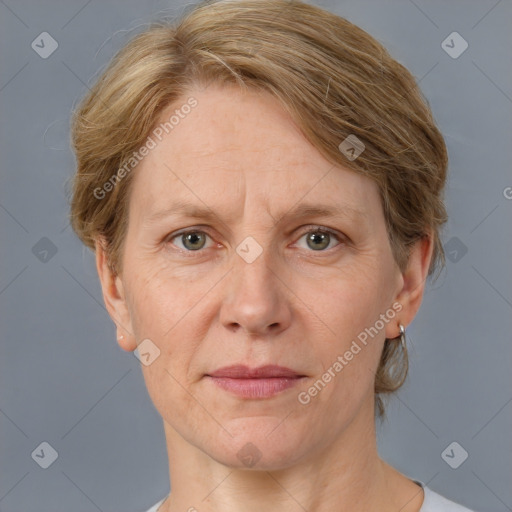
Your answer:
143;480;476;512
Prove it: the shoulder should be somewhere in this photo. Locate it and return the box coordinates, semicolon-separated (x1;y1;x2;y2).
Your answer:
419;483;476;512
141;496;167;512
141;487;478;512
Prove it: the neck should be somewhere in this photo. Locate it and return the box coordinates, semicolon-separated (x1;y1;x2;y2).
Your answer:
158;397;422;512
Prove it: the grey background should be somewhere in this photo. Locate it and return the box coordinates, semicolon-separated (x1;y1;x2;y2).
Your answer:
0;0;511;511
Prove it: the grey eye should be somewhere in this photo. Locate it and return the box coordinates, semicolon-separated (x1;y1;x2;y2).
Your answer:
173;231;210;251
305;231;332;251
299;228;341;252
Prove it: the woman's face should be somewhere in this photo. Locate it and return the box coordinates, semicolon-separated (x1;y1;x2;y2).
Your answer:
99;84;427;470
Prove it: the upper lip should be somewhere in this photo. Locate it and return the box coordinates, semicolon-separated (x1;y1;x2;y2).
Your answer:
206;365;305;379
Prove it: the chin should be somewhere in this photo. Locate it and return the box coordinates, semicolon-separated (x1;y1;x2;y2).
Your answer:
204;418;309;471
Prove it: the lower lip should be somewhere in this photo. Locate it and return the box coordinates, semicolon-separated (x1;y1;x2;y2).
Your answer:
206;376;305;398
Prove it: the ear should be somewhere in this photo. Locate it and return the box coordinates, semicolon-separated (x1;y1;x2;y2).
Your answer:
385;231;434;339
95;237;137;352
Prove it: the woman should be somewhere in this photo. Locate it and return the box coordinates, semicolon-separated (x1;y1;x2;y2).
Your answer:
69;0;476;510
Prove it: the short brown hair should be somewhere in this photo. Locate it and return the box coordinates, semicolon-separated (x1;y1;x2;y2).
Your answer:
68;0;448;420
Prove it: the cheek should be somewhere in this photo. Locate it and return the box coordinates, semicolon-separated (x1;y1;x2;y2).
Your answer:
125;264;209;421
126;258;202;335
303;258;390;342
124;259;219;375
297;257;392;394
296;275;386;429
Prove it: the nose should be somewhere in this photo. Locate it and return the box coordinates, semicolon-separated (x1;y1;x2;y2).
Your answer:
219;247;292;337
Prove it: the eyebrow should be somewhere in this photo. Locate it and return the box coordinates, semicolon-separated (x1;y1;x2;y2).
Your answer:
144;200;367;225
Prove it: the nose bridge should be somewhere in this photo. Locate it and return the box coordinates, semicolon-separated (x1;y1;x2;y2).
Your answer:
235;237;274;289
220;235;291;336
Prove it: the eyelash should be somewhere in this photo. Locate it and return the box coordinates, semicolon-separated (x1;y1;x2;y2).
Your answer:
165;225;346;255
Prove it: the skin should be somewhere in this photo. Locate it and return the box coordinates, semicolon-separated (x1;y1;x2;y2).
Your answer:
96;84;433;512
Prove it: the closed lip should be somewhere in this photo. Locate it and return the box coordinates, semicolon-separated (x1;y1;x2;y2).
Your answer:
206;364;305;379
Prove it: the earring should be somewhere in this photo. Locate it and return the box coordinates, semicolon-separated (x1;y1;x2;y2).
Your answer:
117;334;124;341
398;324;406;350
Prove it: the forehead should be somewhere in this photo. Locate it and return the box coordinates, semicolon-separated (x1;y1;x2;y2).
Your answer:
128;84;380;222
